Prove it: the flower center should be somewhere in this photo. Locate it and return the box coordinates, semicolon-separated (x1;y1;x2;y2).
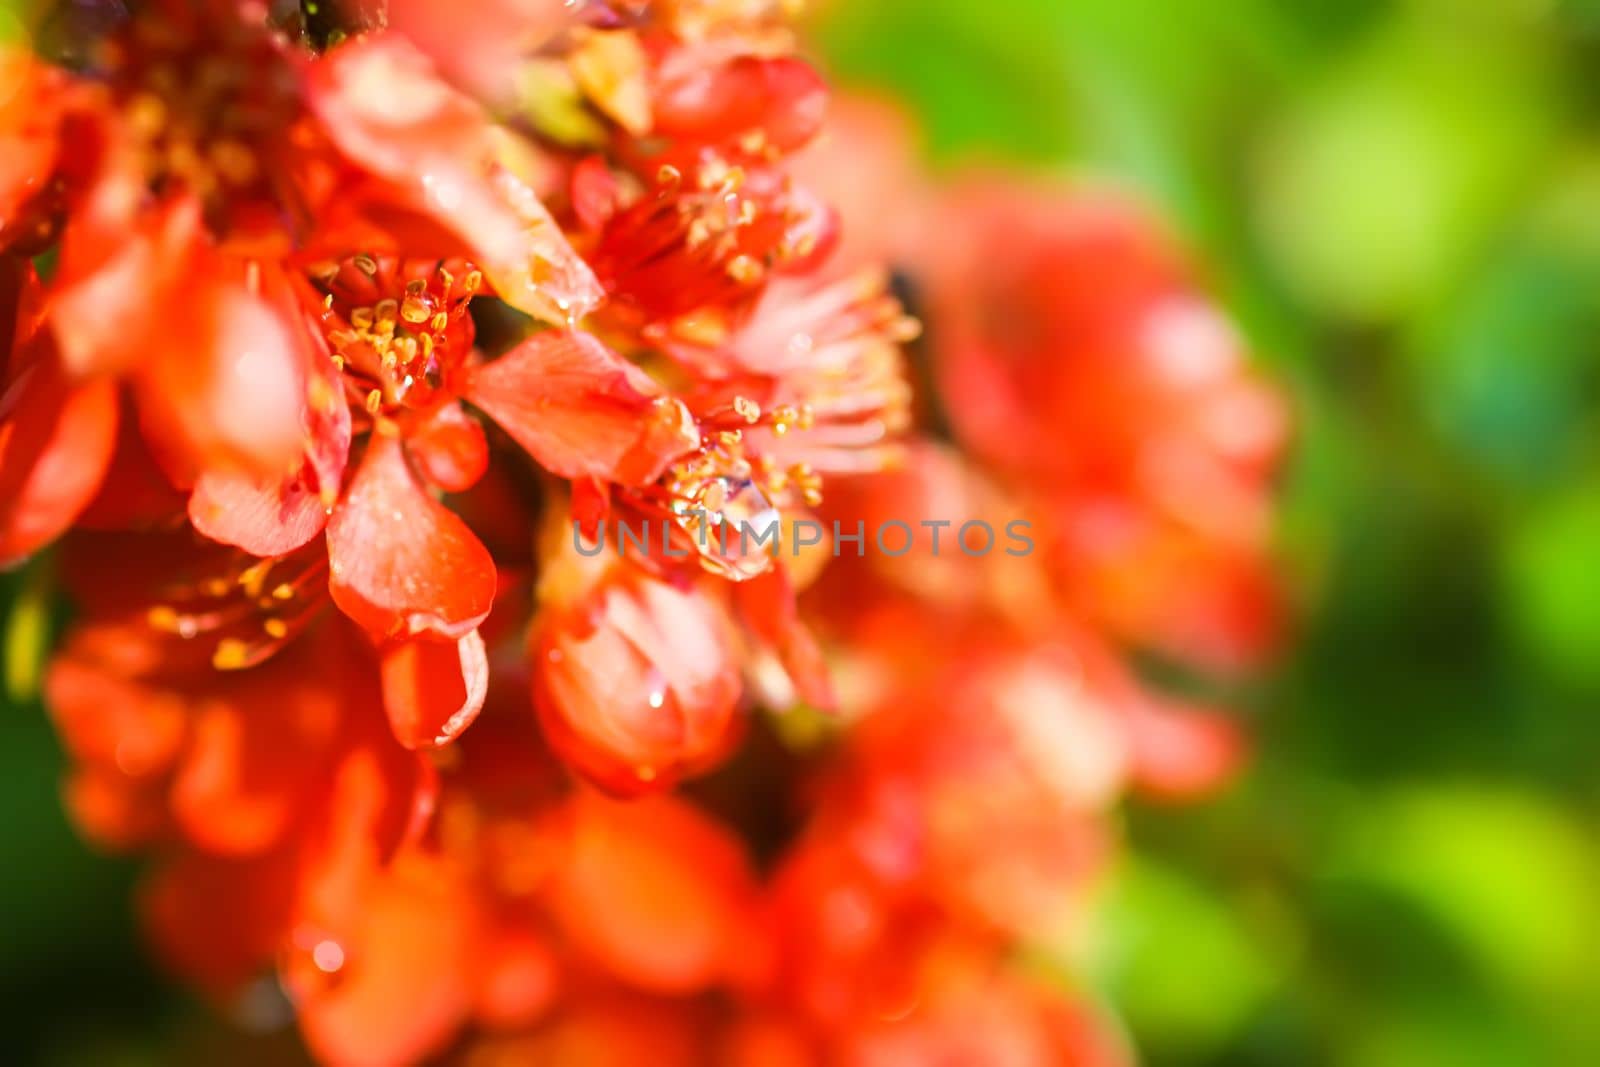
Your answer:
144;540;329;671
103;4;301;228
316;256;481;416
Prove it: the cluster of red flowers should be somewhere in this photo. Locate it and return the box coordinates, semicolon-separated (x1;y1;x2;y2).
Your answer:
1;2;1287;1064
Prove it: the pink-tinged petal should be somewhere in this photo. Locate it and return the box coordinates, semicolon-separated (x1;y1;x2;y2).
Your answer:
465;330;698;485
1126;699;1249;802
189;339;351;555
386;0;577;104
406;402;488;493
733;567;836;712
122;254;310;480
327;434;496;639
306;36;602;325
189;469;334;557
0;356;117;566
379;630;489;749
477;165;606;328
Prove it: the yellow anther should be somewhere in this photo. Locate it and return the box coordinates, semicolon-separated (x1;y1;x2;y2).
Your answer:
212;639;250;670
126;93;167;138
401;297;431;325
365;389;384;415
238;559;274;599
209;140;258;185
726;255;762;285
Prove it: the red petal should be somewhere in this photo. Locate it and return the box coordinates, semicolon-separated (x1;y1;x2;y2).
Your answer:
542;792;764;994
653;54;827;156
379;629;489;749
0;355;117;566
473;925;559;1030
327;434;496;639
44;625;187;777
405;402;488;493
1;258;43;379
142;849;297;995
532;563;742;795
466;330;697;485
294;851;476;1067
169;668;341;856
75;393;188;530
51;194;204;379
0;57;64;252
570;154;620;232
63;766;168;851
147;270;312;478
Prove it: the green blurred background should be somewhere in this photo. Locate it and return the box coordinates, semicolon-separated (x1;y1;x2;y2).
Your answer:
805;0;1600;1063
6;0;1600;1062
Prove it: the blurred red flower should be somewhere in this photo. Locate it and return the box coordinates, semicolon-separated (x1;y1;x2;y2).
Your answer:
1;3;1287;1063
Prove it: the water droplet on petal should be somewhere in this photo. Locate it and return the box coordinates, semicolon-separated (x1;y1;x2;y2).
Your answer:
643;666;668;711
312;940;345;974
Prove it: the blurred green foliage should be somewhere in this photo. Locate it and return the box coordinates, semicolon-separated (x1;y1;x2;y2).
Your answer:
4;0;1600;1063
812;0;1600;1064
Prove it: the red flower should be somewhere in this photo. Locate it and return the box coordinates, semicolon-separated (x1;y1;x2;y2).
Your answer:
8;2;1286;1062
924;180;1290;668
531;540;743;795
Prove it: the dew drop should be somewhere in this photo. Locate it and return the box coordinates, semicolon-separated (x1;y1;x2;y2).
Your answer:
644;667;668;711
312;940;345;974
